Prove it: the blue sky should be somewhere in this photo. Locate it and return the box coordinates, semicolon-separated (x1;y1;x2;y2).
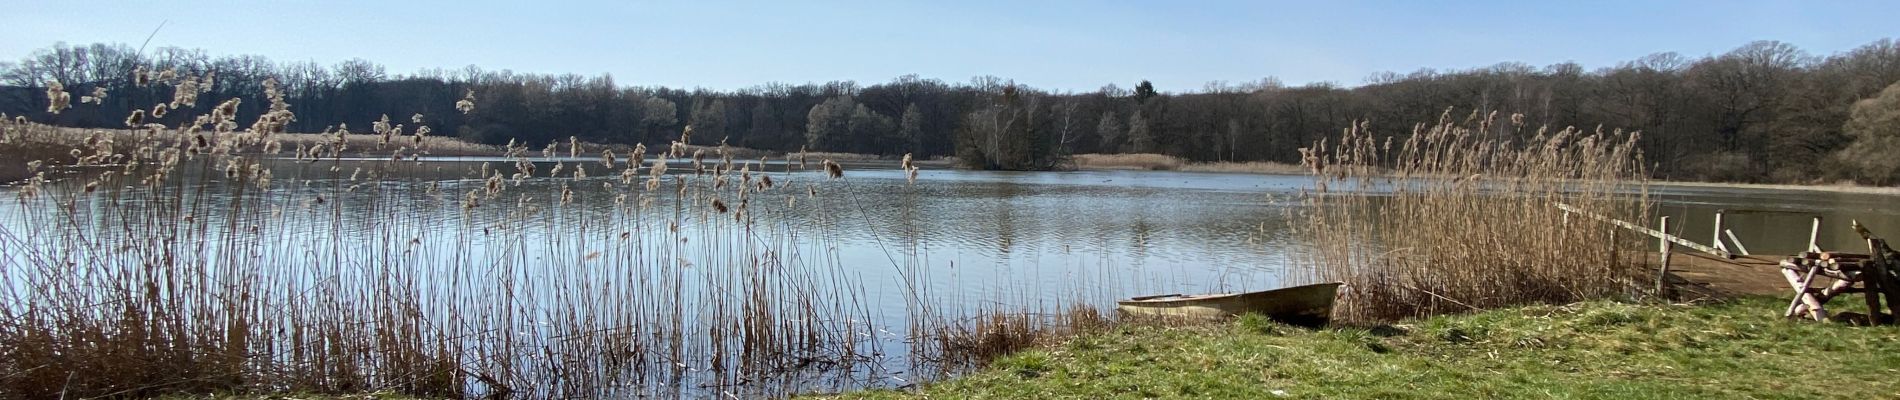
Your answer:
3;1;1894;92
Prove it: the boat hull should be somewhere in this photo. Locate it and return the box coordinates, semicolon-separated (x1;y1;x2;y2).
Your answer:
1116;282;1343;327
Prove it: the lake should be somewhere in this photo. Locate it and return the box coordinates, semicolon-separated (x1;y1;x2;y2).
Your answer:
4;156;1897;397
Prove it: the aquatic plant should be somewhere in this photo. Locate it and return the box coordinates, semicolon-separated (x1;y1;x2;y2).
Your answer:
1292;110;1653;322
0;83;910;398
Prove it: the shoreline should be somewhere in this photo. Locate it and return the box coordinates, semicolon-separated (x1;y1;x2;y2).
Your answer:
1065;153;1900;196
1646;179;1900;195
3;123;1896;195
10;149;1897;197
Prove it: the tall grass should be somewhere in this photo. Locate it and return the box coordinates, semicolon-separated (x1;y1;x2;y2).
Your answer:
0;90;902;398
1293;110;1653;322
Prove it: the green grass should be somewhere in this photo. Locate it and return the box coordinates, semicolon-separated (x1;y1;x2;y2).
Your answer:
817;297;1900;399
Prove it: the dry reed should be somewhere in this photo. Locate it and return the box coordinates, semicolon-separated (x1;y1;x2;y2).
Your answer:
1292;110;1653;322
1072;153;1182;170
0;87;890;398
1073;153;1304;174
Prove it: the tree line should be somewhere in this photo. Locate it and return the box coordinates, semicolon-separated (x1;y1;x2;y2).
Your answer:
3;39;1899;182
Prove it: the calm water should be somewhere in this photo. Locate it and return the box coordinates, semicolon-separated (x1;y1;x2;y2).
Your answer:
5;157;1899;395
1648;185;1900;255
12;159;1895;311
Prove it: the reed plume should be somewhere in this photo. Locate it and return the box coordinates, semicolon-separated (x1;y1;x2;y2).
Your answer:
456;89;476;114
822;159;844;179
85;87;107;105
44;80;69;114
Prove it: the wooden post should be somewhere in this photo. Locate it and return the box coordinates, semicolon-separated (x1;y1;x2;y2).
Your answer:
1713;211;1729;253
1724;229;1751;256
1782;261;1826;320
1610;225;1619;270
1809;217;1823;253
1865;238;1887;324
1657;216;1674;297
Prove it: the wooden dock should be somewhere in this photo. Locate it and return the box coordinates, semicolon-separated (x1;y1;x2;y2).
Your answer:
1566;202;1895;322
1634;252;1790;300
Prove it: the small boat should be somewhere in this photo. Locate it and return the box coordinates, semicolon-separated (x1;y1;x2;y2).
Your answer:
1116;282;1344;327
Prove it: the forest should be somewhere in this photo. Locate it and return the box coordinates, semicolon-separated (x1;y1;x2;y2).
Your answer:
3;38;1899;182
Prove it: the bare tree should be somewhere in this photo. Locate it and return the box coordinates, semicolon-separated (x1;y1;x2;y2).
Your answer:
1054;98;1080;153
1096;111;1124;153
1126;110;1153;153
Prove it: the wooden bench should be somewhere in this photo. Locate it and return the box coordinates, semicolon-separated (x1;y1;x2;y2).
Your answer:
1779;221;1900;324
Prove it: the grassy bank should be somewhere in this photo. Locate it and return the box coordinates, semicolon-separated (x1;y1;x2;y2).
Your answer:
819;297;1900;399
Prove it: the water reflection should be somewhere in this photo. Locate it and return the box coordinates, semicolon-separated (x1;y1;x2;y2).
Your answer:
22;159;1894;313
1648;185;1900;255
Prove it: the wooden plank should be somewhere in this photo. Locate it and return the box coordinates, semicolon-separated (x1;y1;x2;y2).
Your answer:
1864;238;1885;322
1818;252;1869;261
1808;217;1823;253
1713;211;1729;253
1782;260;1826;320
1816;279;1857;303
1714;208;1825;215
1635;251;1788;299
1725;229;1751;256
1556;203;1732;259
